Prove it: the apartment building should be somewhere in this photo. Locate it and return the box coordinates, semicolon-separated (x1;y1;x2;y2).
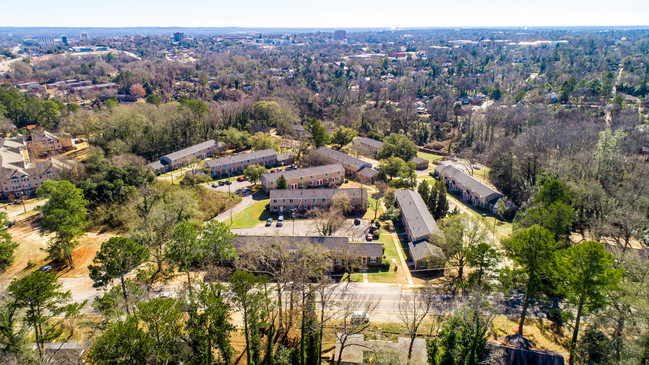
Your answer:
234;235;383;267
260;164;344;191
411;156;429;170
269;188;367;213
23;131;74;155
352;137;383;157
435;164;516;214
394;189;445;269
0;136;69;198
147;140;226;173
205;148;278;177
313;147;377;184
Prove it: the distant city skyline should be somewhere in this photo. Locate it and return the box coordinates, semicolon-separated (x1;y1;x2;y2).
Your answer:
4;0;649;28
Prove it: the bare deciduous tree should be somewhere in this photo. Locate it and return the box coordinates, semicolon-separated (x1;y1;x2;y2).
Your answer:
398;283;435;360
332;289;380;365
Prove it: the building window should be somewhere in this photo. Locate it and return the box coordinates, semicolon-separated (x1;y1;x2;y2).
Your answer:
335;259;342;265
419;261;426;268
370;257;377;263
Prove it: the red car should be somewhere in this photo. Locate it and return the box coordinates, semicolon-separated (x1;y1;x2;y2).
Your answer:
365;233;373;241
237;177;245;182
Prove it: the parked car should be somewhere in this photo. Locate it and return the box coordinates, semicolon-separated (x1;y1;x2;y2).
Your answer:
473;165;481;170
237;177;245;182
225;180;232;185
211;183;218;188
266;218;273;226
277;215;284;227
365;233;373;241
351;311;370;325
354;218;361;226
39;265;52;273
218;180;225;186
14;199;22;205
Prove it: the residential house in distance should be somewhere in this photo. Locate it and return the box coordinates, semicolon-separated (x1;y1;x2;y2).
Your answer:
0;136;70;198
411;156;429;170
261;164;344;191
435;164;516;214
147;140;226;173
205;148;278;177
23;131;74;156
352;137;383;157
234;235;383;267
313;147;377;184
269;188;367;213
333;335;427;365
394;189;444;269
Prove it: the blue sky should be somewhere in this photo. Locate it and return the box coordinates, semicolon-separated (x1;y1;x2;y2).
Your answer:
5;0;649;28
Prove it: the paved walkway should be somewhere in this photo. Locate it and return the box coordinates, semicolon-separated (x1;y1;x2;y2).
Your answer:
214;194;255;222
389;225;414;285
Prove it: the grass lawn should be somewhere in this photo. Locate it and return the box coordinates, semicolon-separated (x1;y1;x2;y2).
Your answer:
363;198;382;220
472;166;491;180
228;200;271;229
481;216;513;241
417;151;445;162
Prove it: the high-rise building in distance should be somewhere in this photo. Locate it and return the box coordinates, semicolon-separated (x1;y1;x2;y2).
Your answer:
80;32;89;40
173;32;185;42
334;30;347;40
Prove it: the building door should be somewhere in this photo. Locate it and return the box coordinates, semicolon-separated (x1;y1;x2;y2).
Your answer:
291;183;298;189
317;179;323;186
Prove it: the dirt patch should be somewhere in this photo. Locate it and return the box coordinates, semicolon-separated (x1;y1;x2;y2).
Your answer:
0;212;114;286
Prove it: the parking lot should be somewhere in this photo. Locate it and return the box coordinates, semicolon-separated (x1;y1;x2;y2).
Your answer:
206;179;252;193
232;217;372;241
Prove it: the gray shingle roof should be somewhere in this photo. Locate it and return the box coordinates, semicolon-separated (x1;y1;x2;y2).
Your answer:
358;167;379;178
146;160;164;171
411;156;428;164
354;137;384;149
395;189;441;242
269;187;366;202
205;148;277;169
234;235;382;257
315;147;372;170
435;165;502;201
277;152;294;161
408;240;445;263
261;164;344;185
162;140;224;161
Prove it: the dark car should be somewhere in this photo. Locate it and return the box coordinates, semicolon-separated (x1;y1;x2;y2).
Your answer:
225;180;232;185
218;180;225;186
354;218;361;226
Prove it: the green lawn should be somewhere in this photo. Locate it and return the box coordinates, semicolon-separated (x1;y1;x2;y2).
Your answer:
363;198;383;220
417;151;445;162
473;166;491;181
228;200;271;229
